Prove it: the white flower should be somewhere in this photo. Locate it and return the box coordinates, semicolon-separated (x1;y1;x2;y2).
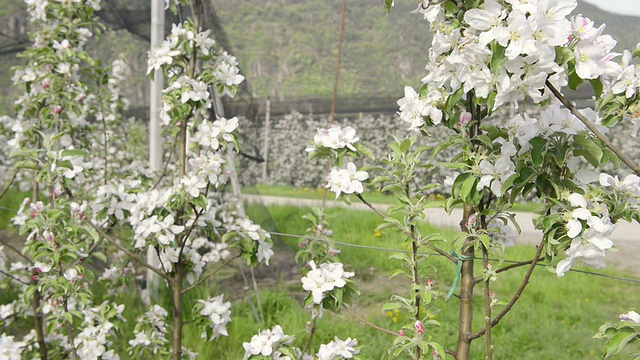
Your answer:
620;311;640;324
317;337;359;360
325;162;368;198
312;125;359;151
301;261;354;306
242;325;292;359
476;156;516;197
181;175;208;198
198;295;231;339
0;333;26;360
464;0;505;32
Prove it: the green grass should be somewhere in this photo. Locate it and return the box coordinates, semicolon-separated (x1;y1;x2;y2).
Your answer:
0;187;28;229
1;202;637;359
243;184;544;213
241;204;638;359
243;184;401;205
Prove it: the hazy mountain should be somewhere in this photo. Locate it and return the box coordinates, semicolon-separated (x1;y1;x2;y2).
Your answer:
0;0;637;115
213;0;640;103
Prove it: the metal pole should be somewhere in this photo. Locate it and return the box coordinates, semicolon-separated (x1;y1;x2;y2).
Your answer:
261;97;270;183
146;0;165;306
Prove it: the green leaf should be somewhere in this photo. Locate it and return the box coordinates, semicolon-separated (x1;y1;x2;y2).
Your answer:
14;160;39;171
443;1;460;14
490;43;506;76
354;143;375;160
590;78;604;99
530;137;547;167
92;252;107;262
604;327;638;357
460;175;477;204
384;0;393;15
382;302;403;311
60;148;89;158
574;134;603;167
568;68;584;90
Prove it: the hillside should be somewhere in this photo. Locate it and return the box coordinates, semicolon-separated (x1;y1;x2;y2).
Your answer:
0;0;638;115
213;0;640;102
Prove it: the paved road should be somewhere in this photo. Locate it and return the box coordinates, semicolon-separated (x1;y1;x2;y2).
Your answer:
243;194;640;275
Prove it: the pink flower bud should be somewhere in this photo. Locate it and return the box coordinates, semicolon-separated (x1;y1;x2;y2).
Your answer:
415;320;425;335
398;329;404;337
52;105;62;114
458;111;472;127
32;275;39;281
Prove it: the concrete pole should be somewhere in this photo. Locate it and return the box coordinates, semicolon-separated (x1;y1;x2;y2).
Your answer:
145;0;165;306
261;98;270;183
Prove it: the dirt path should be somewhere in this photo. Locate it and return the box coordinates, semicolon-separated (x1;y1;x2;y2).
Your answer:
243;194;640;276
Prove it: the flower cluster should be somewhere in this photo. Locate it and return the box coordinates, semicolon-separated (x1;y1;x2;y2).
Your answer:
301;261;354;306
325;162;369;198
129;305;171;356
75;302;124;360
242;325;293;359
196;295;232;340
317;337;360;360
0;333;26;360
556;192;616;276
148;21;243;127
308;125;359;152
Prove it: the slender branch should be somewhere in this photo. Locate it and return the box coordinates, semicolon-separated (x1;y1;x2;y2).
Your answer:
0;169;18;200
344;306;399;336
84;220;168;280
469;237;545;340
545;80;640;176
0;269;30;285
356;194;458;264
302;317;317;355
85;236;105;259
494;257;544;275
181;253;240;295
482;246;493;360
0;238;32;263
355;193;387;218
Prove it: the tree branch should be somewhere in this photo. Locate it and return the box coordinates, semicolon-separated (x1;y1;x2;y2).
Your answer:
545;80;640;176
469;237;545;340
356;193;458;264
84;220;168;280
0;169;18;200
344;306;399;336
181;253;240;295
0;238;32;263
0;269;30;285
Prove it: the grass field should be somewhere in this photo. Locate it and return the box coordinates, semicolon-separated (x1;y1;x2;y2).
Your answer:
1;201;637;359
242;184;543;212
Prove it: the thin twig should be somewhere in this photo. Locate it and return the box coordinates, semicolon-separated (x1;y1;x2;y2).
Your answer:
84;220;168;280
0;269;30;285
356;194;458;264
482;245;493;360
344;306;399;336
0;238;32;263
302;317;317;355
468;237;545;340
494;257;544;275
181;253;240;295
0;169;18;200
545;80;640;176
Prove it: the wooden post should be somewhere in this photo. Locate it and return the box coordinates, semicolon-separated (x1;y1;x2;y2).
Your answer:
261;97;271;183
